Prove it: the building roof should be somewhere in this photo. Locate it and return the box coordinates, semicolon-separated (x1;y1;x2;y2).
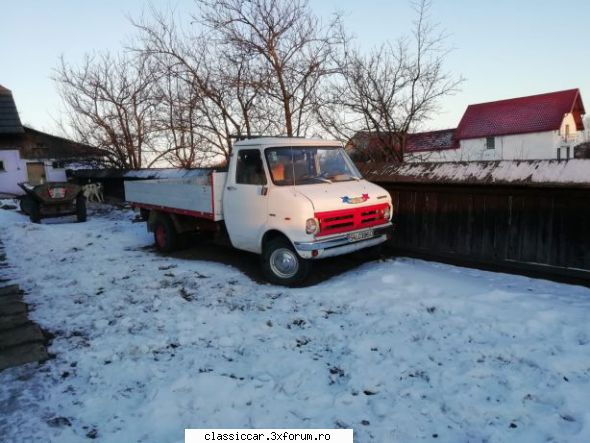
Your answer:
0;85;24;135
348;129;457;157
405;129;457;152
359;159;590;189
22;126;105;160
455;89;586;140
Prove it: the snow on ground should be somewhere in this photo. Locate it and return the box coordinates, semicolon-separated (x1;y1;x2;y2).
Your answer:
0;204;589;443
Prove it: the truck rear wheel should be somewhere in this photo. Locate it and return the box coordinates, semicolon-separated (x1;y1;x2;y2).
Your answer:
154;215;178;252
262;237;310;286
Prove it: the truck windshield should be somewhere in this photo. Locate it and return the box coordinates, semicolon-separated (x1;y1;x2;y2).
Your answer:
265;147;362;186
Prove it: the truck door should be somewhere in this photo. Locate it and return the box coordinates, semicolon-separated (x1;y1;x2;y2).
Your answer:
223;149;268;252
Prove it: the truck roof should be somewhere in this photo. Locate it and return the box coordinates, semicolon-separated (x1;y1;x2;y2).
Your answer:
233;137;342;148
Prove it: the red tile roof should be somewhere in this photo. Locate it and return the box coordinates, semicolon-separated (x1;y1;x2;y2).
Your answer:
406;129;457;152
348;129;457;155
455;89;585;140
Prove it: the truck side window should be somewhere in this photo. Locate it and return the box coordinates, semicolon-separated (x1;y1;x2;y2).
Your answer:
236;149;267;185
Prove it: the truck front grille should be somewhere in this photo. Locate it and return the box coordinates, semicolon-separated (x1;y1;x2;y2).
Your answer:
315;203;389;237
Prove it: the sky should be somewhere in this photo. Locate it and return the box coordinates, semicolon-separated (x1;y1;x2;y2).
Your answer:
1;0;589;136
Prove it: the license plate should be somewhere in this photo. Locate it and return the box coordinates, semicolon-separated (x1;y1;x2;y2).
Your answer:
348;229;374;242
49;187;66;199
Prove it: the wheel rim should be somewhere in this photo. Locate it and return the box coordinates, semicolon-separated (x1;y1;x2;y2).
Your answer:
269;247;299;279
155;225;166;248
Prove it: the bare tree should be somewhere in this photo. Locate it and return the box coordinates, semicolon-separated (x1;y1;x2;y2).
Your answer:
197;0;344;137
133;8;276;165
152;72;202;167
319;0;462;163
54;52;158;169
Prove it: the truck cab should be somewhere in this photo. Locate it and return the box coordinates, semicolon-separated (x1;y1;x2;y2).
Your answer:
223;138;393;284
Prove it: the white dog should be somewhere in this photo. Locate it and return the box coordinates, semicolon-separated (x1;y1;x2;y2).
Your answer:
83;182;104;203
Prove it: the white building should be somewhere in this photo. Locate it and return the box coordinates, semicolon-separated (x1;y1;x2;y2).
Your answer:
0;85;102;195
349;89;587;163
410;89;586;162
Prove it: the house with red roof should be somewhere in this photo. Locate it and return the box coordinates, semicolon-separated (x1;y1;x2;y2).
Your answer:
349;88;586;163
449;88;586;162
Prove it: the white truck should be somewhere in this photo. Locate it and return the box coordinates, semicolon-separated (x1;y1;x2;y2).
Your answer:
124;137;393;285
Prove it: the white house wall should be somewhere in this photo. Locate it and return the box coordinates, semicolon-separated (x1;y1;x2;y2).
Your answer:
559;113;577;135
406;148;463;163
0;149;28;195
407;127;580;163
0;149;68;195
45;164;67;183
558;113;582;146
458;131;558;161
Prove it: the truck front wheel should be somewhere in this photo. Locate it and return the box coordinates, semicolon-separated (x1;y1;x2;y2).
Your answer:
154;215;178;252
262;237;310;286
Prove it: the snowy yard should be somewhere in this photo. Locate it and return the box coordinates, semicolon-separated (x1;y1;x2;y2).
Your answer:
0;203;589;443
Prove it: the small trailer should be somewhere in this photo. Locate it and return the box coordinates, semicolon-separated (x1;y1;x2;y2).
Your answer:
18;182;86;223
125;137;393;285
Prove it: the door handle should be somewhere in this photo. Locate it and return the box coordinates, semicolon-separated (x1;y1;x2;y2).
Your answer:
226;186;237;191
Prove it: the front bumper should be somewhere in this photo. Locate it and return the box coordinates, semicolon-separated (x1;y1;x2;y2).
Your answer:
294;223;393;259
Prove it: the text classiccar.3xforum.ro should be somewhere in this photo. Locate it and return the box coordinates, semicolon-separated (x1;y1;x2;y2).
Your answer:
203;431;331;440
185;427;353;442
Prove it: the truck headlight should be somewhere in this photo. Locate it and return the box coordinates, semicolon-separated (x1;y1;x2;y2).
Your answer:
384;205;391;220
305;218;319;234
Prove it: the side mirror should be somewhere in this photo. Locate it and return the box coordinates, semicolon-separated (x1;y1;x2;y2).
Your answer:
261;186;268;196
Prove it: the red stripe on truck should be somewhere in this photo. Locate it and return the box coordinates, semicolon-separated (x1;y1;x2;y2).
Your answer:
131;202;215;220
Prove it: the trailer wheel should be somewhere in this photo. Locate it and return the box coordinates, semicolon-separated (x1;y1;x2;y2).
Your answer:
261;237;310;286
154;215;178;252
19;197;29;215
76;194;87;223
29;200;41;224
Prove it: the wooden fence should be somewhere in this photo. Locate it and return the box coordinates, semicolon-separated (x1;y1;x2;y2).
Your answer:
376;182;590;284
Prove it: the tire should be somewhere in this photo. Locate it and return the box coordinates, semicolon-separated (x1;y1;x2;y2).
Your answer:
261;237;310;286
19;197;30;215
153;215;178;253
29;200;41;224
76;194;87;223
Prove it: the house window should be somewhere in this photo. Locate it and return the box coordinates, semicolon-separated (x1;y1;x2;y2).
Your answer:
486;137;495;149
0;160;5;171
236;150;267;185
